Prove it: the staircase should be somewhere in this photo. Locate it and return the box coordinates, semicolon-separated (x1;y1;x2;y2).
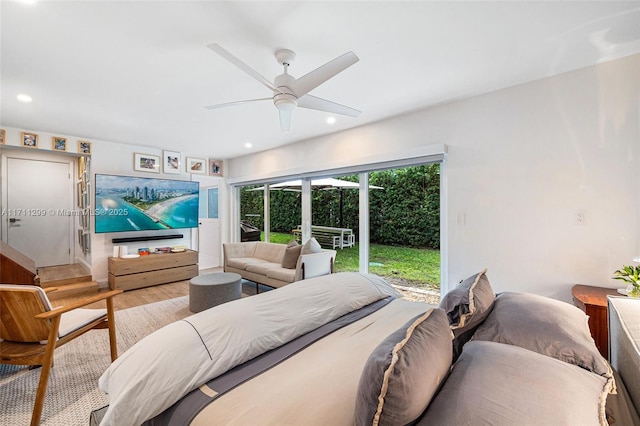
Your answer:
38;263;99;301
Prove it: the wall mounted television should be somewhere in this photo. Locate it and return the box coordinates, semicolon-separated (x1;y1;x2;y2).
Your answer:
95;174;199;234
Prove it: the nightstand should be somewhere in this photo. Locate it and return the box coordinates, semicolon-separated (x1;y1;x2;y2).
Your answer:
571;284;620;360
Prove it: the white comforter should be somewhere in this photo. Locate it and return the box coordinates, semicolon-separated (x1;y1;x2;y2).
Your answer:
98;272;400;426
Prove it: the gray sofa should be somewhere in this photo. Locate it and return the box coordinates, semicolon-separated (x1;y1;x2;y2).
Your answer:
223;241;336;290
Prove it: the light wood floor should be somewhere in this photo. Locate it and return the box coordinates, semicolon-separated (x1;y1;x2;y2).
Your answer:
52;267;222;310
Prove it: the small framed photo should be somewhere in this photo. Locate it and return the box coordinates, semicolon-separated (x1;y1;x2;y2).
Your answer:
134;152;160;173
186;157;206;174
163;150;181;174
0;129;5;144
208;159;224;177
79;140;92;155
21;132;38;148
52;137;67;151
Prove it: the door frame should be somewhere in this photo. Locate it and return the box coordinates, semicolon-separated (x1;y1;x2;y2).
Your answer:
189;175;223;269
1;147;76;265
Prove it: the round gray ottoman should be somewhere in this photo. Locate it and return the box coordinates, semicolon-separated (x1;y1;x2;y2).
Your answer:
189;272;242;313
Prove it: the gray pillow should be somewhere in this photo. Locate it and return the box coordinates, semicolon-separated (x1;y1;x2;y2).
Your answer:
439;269;495;359
418;341;612;426
301;237;322;254
354;308;452;426
472;292;612;379
281;240;302;269
439;268;494;328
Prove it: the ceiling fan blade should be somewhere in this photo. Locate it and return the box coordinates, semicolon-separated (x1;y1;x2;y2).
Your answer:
297;95;361;117
279;109;292;132
288;51;359;98
207;43;282;93
204;98;272;110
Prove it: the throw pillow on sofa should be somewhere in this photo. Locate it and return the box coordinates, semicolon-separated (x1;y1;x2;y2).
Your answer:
354;308;453;426
281;240;302;269
439;269;495;359
301;237;322;254
472;292;613;381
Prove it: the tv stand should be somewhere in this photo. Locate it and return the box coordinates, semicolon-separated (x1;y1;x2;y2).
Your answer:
108;250;198;291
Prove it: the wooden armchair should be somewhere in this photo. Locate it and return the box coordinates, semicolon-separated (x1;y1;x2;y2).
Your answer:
0;285;122;426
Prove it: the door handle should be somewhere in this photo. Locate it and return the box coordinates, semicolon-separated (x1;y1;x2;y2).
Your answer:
9;218;21;223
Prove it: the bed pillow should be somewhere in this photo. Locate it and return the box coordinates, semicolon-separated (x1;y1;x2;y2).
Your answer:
439;269;494;358
281;240;302;269
417;341;612;426
301;237;322;254
354;308;452;426
472;292;612;379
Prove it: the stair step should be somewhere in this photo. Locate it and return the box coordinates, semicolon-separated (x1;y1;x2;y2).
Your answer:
39;264;92;288
46;281;99;301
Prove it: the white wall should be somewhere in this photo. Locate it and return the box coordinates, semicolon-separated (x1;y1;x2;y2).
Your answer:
0;126;216;285
228;54;640;302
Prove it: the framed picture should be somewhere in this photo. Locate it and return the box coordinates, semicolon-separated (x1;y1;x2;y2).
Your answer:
208;159;224;177
186;157;206;174
163;150;181;174
78;140;92;155
21;132;38;148
52;137;67;151
0;129;5;144
134;153;160;173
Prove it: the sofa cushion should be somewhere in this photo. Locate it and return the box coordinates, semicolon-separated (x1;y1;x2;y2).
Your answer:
418;341;611;426
281;240;302;269
354;308;452;426
254;242;287;263
227;257;268;271
301;237;322;254
266;267;296;283
245;262;283;275
439;269;494;359
472;292;612;379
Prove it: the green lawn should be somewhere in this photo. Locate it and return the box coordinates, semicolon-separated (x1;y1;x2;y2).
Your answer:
263;232;440;291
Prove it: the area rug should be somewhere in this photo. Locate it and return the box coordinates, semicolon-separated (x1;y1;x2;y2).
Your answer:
0;295;193;426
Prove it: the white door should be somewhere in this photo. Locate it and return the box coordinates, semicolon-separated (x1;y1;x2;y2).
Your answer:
6;158;72;267
197;185;220;269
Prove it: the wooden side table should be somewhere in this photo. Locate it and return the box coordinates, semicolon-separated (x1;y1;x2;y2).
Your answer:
571;284;620;360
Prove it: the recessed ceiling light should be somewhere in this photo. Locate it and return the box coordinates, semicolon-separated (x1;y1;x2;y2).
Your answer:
244;142;253;149
18;0;37;5
17;93;33;103
326;117;336;125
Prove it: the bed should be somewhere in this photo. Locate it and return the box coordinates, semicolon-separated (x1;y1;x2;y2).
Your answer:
98;271;622;426
98;272;427;425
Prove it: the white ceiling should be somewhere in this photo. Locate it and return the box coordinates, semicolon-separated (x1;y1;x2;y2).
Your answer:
1;1;639;159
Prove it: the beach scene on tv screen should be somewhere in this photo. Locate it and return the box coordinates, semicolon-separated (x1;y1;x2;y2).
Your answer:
95;175;199;233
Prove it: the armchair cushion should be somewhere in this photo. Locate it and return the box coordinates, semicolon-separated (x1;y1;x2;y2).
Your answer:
58;308;108;338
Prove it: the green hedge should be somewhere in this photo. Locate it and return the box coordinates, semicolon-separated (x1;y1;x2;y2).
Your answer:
240;164;440;249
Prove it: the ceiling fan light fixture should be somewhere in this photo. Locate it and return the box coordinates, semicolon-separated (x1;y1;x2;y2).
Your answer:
274;93;297;112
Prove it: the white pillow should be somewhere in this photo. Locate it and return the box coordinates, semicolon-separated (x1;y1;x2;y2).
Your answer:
301;237;322;254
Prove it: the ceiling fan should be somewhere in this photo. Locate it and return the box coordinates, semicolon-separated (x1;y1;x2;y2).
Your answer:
205;43;361;131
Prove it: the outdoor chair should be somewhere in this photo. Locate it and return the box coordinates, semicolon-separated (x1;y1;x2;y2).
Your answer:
0;284;122;426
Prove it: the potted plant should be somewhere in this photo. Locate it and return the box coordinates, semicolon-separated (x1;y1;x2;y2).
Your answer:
613;265;640;297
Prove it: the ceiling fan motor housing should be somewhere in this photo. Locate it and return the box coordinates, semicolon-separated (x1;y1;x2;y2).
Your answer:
273;72;297;111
